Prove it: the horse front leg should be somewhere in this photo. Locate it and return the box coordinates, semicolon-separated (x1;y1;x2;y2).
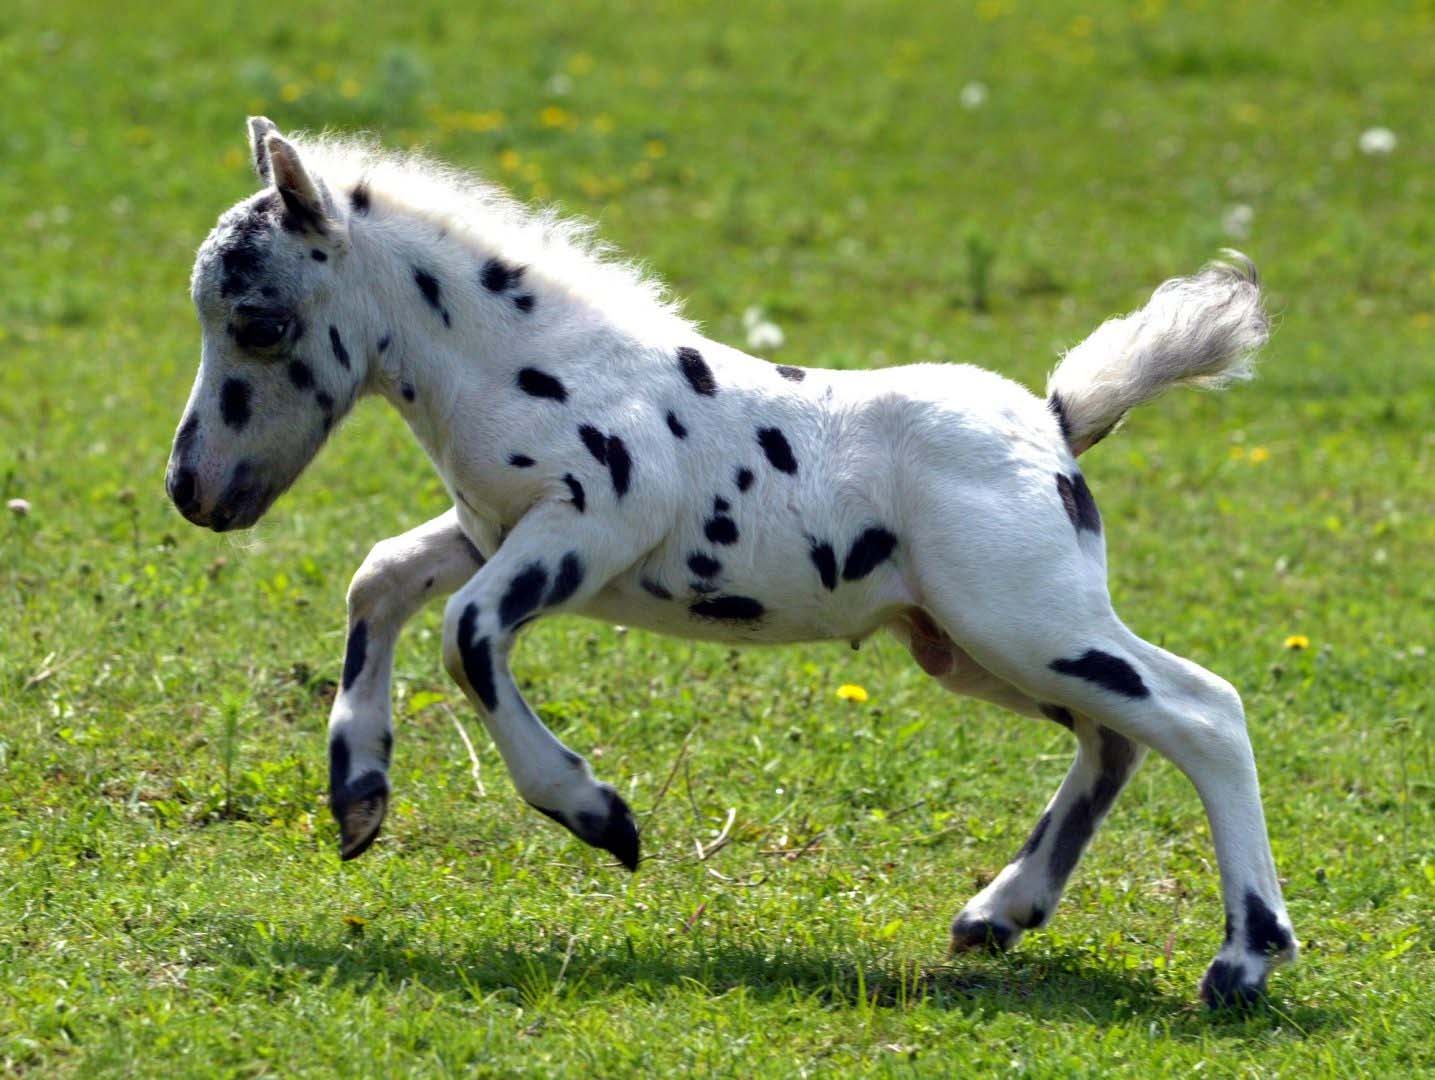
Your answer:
328;508;484;859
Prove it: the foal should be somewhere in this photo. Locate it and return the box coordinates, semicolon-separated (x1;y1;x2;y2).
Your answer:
166;118;1296;1005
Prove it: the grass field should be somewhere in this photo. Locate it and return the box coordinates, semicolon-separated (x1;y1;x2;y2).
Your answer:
3;0;1433;1074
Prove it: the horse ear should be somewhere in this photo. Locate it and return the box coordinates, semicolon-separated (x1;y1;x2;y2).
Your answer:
263;131;332;234
247;116;280;182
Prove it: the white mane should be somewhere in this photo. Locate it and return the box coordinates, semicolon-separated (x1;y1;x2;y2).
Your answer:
290;131;692;331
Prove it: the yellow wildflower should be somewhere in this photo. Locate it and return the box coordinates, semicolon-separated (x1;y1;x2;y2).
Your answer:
498;149;521;172
339;79;362;100
342;914;367;934
1249;446;1270;464
1283;635;1310;651
280;82;303;103
836;684;869;703
539;105;571;128
644;139;667;159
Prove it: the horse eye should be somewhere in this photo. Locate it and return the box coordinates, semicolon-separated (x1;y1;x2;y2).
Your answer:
237;318;288;349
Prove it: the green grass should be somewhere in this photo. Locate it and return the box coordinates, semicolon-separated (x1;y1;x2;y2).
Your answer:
2;0;1433;1074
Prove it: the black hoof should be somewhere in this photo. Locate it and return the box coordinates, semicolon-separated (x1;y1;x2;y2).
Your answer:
330;770;389;861
530;786;642;871
950;913;1015;954
1199;958;1267;1009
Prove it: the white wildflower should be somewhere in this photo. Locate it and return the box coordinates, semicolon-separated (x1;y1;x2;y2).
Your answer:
743;306;785;352
1222;203;1254;239
1358;127;1397;156
960;81;988;110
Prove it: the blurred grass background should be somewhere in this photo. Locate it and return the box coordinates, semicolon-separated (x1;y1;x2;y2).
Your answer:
1;1;1432;1075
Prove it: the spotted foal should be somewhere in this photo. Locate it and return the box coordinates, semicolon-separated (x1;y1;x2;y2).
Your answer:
165;117;1296;1005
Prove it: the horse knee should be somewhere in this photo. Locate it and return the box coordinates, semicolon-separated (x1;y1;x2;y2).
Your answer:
347;537;409;624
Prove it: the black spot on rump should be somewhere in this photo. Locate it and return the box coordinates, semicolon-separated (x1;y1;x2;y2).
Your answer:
546;552;584;607
689;595;765;621
349;183;371;215
605;435;631;497
457;604;498;710
341;620;368;691
808;540;837;591
508;454;536;468
776;364;806;382
500;563;549;629
757;427;798;474
1049;649;1149;699
704;515;738;545
687;552;721;577
579;425;608;463
329;325;351;369
666;411;687;439
841;527;898;581
563;473;586;512
516;367;567;401
735;467;754;492
1056;473;1101;534
481;258;524;293
220;378;251;430
677;346;717;396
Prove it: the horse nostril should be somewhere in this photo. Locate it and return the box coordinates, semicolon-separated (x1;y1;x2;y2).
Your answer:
169;467;200;516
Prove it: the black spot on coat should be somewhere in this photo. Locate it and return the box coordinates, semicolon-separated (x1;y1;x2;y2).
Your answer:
401;383;415;402
1243;891;1292;956
341;620;368;691
641;578;673;600
457;604;498;710
704;515;739;545
516;367;568;401
310;249;327;262
808;540;838;591
512;294;535;313
500;564;550;629
1049;649;1149;698
481;258;525;293
563;473;586;512
735;467;754;492
328;325;351;369
287;360;314;390
509;454;536;468
412;267;451;326
328;734;351;793
220;378;252;430
1040;704;1076;730
757;427;798;474
546;553;584;607
841;527;898;581
605;435;631;497
579;424;608;463
1056;472;1101;534
1017;810;1052;860
689;595;765;621
349;184;371;215
666;411;687;439
776;365;806;382
687;552;721;578
677;346;717;395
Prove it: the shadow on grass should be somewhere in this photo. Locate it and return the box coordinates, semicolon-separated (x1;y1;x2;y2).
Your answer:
205;919;1347;1039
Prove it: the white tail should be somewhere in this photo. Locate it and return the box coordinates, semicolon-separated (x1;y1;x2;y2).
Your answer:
1046;251;1268;454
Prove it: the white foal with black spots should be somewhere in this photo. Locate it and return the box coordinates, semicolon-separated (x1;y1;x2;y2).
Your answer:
166;117;1298;1006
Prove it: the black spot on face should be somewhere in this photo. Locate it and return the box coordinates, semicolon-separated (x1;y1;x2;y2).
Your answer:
316;391;335;431
841;527;898;581
563;473;586;512
579;424;608;463
689;595;765;622
341;619;368;691
500;563;549;629
512;294;535;313
1056;472;1101;534
412;267;451;326
401;383;415;402
174;412;200;458
687;552;721;578
757;427;797;474
641;578;673;600
666;411;687;439
508;454;536;468
605;435;631;497
776;365;806;382
481;258;524;293
735;467;754;492
677;346;717;396
329;325;351;370
310;249;327;262
1049;649;1149;698
704;515;739;545
349;183;371;215
1017;810;1052;860
457;604;498;710
516;367;568;402
287;360;314;391
808;540;837;591
546;552;584;607
220;378;252;430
